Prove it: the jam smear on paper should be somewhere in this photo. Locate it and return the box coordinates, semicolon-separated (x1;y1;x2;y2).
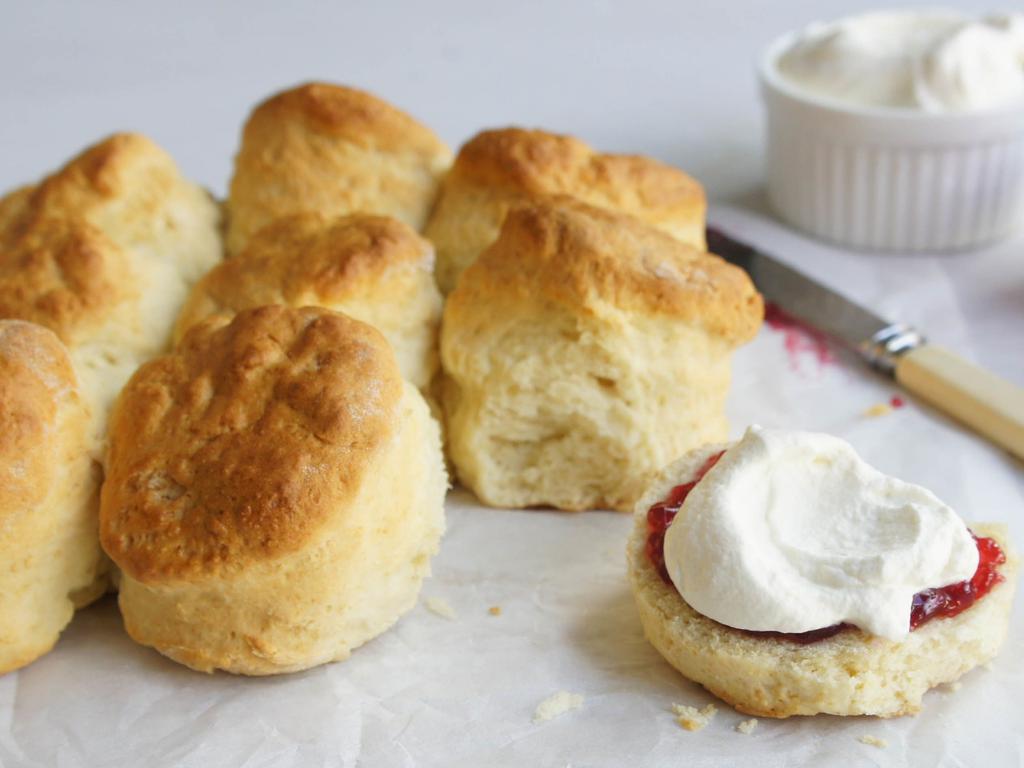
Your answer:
764;302;835;371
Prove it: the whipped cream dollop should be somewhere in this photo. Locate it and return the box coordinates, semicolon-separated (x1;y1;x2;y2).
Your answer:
775;10;1024;112
662;426;979;640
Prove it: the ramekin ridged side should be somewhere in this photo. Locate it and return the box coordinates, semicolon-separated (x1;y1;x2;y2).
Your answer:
760;35;1024;252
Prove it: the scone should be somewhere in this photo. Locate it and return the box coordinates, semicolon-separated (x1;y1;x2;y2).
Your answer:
0;320;106;673
100;306;447;675
627;428;1019;717
0;133;222;431
227;82;451;254
440;197;762;511
174;212;442;391
425;127;707;294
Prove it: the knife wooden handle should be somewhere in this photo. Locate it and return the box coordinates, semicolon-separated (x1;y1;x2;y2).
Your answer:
895;345;1024;461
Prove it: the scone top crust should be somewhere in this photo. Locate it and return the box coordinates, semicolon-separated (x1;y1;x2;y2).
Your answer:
175;212;433;339
0;133;197;345
0;216;128;346
245;82;449;158
101;305;404;582
448;197;763;345
0;320;83;526
451;127;706;225
227;82;452;254
2;133;194;246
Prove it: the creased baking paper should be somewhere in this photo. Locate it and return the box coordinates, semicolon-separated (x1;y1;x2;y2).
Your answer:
1;207;1020;768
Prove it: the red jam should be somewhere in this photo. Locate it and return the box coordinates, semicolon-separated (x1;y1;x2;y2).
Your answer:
889;395;905;409
910;533;1005;628
646;457;1006;642
746;624;849;644
645;451;724;582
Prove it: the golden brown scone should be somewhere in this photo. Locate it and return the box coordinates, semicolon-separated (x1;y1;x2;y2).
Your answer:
627;444;1020;718
440;197;762;512
100;306;447;675
425;127;707;294
0;133;222;431
174;212;442;390
0;320;106;673
227;82;451;254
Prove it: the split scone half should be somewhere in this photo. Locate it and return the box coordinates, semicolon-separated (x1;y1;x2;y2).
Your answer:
0;132;222;435
627;434;1019;718
100;306;446;675
174;212;442;392
0;321;107;673
441;196;762;511
425;127;707;294
227;82;451;254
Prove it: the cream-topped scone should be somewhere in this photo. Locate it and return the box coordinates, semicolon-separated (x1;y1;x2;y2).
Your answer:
628;426;1018;717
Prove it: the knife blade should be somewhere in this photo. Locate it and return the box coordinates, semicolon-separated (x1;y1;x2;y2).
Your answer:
706;226;1024;461
705;227;921;370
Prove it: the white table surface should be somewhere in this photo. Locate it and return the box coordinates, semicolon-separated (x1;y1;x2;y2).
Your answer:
1;2;1022;767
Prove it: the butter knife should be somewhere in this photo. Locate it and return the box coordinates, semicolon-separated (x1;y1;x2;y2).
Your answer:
707;227;1024;461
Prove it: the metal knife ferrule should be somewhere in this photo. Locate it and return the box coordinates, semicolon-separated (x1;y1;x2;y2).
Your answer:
859;324;926;375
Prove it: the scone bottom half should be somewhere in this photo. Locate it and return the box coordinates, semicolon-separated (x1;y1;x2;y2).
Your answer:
628;442;1018;718
99;305;447;675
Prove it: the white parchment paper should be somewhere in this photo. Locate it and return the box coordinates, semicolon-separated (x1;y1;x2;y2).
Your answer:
1;208;1020;768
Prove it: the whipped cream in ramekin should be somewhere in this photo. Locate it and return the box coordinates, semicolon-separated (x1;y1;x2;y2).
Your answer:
663;427;978;640
776;10;1024;112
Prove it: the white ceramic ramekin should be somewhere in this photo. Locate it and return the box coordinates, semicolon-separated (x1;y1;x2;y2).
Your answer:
760;32;1024;251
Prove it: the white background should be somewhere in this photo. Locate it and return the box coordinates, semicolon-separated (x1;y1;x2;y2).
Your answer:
1;2;1022;767
1;0;1020;383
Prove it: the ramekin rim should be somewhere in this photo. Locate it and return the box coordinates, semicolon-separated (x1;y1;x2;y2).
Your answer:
759;29;1024;125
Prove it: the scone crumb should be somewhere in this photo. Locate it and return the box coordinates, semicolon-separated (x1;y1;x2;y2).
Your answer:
533;691;584;723
488;605;502;616
941;681;962;693
735;718;758;735
864;402;893;418
425;597;456;620
671;702;717;731
858;735;888;749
